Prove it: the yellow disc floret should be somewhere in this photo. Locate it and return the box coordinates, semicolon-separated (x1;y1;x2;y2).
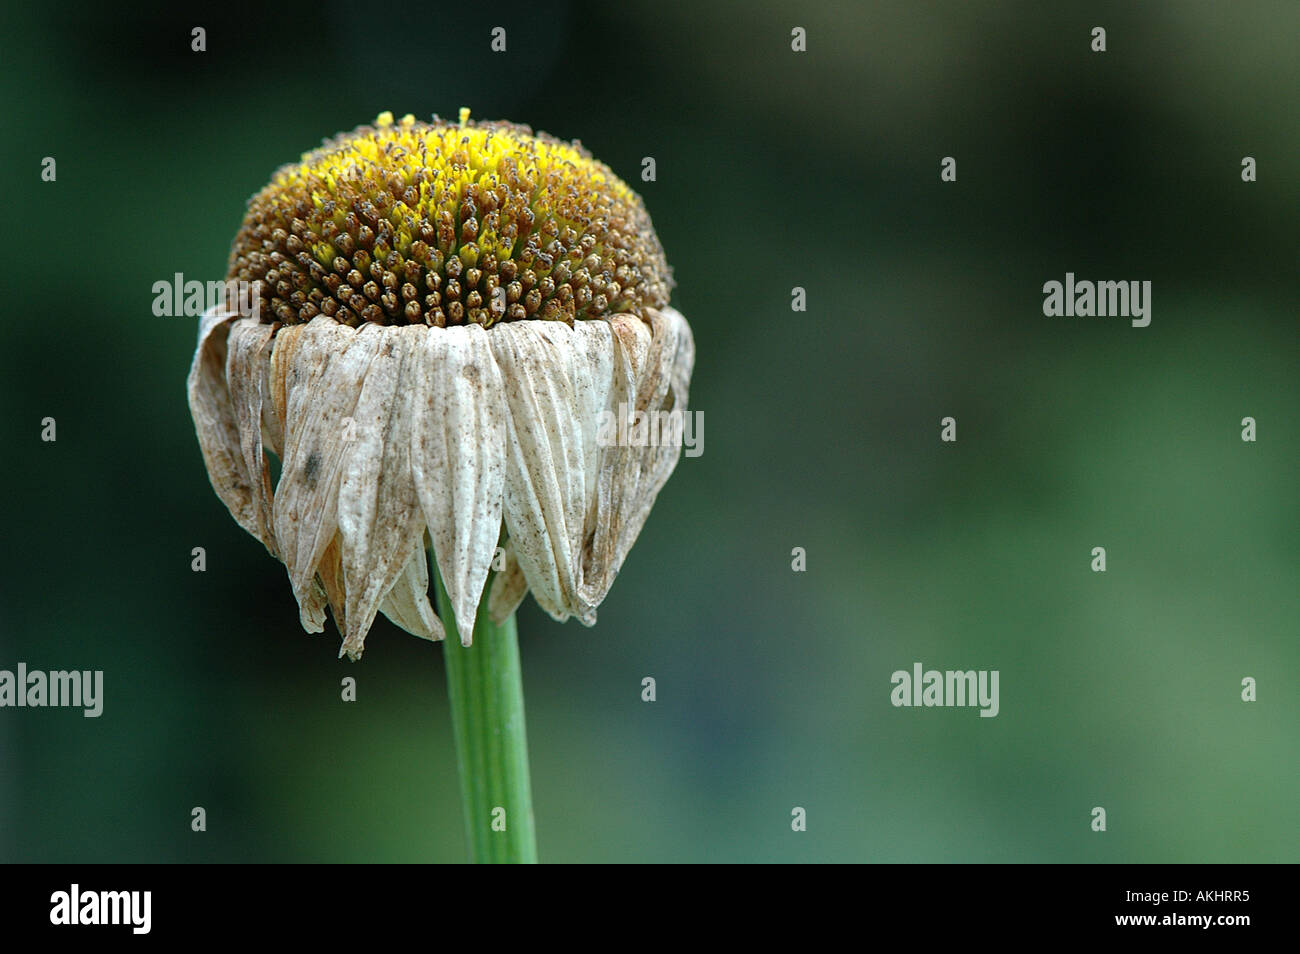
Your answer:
227;111;672;328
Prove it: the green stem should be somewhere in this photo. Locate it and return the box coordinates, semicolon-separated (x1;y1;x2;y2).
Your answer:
432;558;538;863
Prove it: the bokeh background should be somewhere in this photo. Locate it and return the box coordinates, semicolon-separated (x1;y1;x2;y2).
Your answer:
1;0;1295;862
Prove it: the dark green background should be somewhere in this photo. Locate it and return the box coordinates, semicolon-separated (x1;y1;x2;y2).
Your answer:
2;0;1295;862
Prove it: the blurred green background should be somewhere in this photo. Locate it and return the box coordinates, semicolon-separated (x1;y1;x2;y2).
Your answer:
1;0;1296;862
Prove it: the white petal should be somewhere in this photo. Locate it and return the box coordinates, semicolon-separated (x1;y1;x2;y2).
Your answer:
335;324;431;658
411;324;507;644
224;320;279;557
487;539;529;624
299;577;329;634
270;317;380;627
490;321;610;624
187;309;277;552
663;306;696;411
315;535;349;634
259;330;286;460
379;545;444;643
625;306;693;517
298;535;345;635
578;307;694;611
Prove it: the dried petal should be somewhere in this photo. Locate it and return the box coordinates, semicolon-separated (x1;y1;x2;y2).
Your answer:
225;320;279;557
487;540;528;624
315;535;349;635
336;325;430;658
490;321;612;624
187;310;277;552
579;307;694;610
378;544;444;642
271;319;381;630
411;324;507;643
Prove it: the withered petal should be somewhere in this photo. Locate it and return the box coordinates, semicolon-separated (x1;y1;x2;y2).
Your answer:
315;535;351;639
193;300;694;657
271;318;380;625
578;306;694;610
336;325;430;657
411;324;507;645
487;539;529;624
378;543;444;646
490;321;612;625
225;320;279;558
187;309;277;553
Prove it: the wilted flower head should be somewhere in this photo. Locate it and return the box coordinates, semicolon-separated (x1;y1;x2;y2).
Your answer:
188;111;694;659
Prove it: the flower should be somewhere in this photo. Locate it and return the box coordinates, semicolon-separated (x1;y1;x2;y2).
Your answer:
188;111;694;659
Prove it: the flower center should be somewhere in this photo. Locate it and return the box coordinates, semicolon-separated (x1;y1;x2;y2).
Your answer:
228;110;672;329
